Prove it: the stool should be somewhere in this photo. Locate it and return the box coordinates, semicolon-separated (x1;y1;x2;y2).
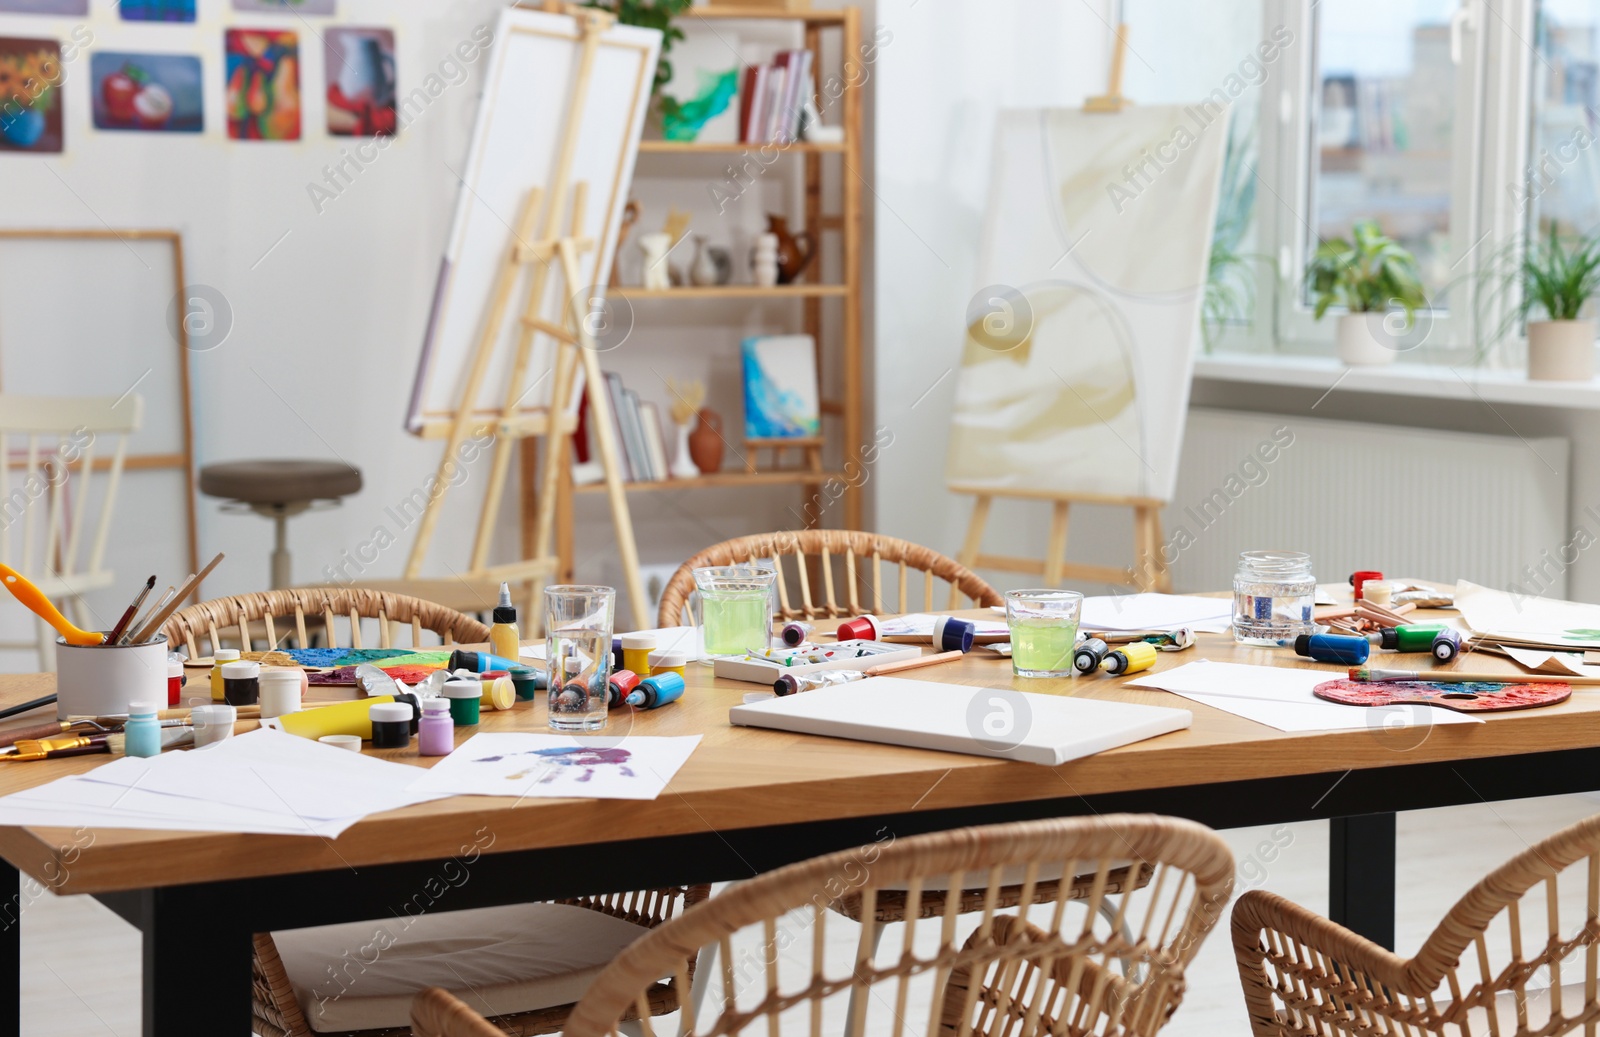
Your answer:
200;459;362;589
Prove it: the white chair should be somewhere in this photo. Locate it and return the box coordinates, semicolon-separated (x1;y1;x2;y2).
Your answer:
0;394;142;669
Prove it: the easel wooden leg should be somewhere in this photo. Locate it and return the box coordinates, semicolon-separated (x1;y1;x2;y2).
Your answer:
953;495;993;608
1149;509;1172;592
1132;505;1168;592
557;444;575;583
1043;501;1070;588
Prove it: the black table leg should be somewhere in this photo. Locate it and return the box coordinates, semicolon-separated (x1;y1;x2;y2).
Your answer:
142;885;253;1035
0;862;16;1037
1329;812;1396;949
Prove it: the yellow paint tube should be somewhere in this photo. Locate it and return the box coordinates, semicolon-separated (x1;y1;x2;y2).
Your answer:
272;695;413;741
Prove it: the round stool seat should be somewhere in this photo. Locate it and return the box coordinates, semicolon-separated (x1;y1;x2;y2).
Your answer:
199;459;362;505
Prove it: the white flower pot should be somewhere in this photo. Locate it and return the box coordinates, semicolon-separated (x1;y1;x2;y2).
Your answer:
1527;319;1596;381
1335;313;1396;366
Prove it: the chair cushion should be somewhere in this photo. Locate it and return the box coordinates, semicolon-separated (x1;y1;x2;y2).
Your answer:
272;902;652;1033
199;460;361;504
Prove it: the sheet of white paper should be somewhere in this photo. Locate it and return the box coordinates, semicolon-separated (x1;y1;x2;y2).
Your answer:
1080;594;1234;633
1125;660;1483;733
0;776;359;836
1502;646;1600;679
878;613;1008;637
1456;580;1600;648
405;733;701;800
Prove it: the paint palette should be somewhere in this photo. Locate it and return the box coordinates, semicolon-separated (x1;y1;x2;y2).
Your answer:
712;639;923;686
1313;679;1571;713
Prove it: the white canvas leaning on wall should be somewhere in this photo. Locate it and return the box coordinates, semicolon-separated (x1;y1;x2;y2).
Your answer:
405;7;660;435
946;106;1229;502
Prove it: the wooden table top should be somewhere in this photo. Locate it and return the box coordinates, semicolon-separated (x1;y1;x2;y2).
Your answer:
0;603;1593;895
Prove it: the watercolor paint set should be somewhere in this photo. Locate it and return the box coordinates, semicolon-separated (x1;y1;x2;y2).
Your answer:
712;639;922;685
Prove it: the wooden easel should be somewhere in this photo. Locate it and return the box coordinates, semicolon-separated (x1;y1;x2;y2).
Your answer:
951;21;1171;598
401;5;649;630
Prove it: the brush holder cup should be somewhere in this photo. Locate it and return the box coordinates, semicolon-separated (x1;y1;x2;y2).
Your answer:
54;634;169;719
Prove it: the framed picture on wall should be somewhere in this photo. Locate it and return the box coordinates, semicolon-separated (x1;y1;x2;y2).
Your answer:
225;29;300;140
91;53;203;133
232;0;336;13
0;37;64;153
325;27;395;137
0;1;88;14
119;0;197;23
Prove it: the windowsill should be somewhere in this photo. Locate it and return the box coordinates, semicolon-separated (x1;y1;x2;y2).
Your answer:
1193;353;1600;411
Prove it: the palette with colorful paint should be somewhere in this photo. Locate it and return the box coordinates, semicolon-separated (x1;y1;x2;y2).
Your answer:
1313;678;1571;713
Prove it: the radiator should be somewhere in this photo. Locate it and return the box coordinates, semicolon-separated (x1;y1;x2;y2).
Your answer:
1167;409;1571;597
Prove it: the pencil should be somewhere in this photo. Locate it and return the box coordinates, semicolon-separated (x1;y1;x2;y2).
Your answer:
109;575;156;644
1350;666;1600;686
864;650;965;677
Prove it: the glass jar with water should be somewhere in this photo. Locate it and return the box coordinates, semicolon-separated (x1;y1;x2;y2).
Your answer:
1232;550;1316;645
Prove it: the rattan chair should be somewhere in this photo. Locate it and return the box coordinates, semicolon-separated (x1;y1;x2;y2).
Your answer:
413;814;1236;1037
1234;811;1600;1037
656;530;1003;628
160;587;491;658
255;885;712;1037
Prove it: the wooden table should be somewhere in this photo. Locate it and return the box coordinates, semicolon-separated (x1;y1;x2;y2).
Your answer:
1;608;1598;1035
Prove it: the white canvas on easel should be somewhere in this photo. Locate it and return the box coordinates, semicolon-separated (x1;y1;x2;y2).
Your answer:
406;9;658;434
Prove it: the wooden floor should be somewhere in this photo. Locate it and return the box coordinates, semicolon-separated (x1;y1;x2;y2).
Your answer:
20;792;1600;1035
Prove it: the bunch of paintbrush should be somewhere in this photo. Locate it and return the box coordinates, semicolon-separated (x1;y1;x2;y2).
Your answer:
0;552;223;649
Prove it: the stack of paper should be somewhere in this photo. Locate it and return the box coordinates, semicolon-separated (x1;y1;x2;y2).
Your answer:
1457;581;1600;651
1126;660;1484;733
1080;593;1234;634
0;729;447;836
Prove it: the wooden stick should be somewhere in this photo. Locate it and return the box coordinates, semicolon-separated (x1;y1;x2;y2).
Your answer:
129;552;223;645
865;650;965;677
1352;666;1600;686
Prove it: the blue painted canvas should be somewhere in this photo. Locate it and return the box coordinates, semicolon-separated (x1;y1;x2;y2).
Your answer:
742;334;820;439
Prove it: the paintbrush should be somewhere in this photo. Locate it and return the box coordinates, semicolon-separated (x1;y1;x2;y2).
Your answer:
121;585;175;646
1350;666;1600;686
0;733;123;761
108;575;156;644
128;552;224;645
0;563;102;645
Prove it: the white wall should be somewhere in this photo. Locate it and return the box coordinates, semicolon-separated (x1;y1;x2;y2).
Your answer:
0;1;853;664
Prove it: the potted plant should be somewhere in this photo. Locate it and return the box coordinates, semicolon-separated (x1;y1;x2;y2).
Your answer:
1305;220;1428;366
1521;229;1600;381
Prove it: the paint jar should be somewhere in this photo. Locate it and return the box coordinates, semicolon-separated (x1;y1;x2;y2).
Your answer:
1004;590;1082;678
319;734;361;752
419;698;454;756
209;649;241;701
931;616;977;654
482;675;516;711
443;680;482;727
1233;551;1316;646
544;585;615;733
507;665;543;701
123;700;161;759
647;650;687;678
620;633;657;675
192;703;236;748
1362;580;1396;606
220;660;261;707
835;615;880;642
258;668;302;719
369;702;412;749
166;654;184;707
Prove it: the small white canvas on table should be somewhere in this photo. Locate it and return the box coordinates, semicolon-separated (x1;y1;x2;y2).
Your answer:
729;677;1191;765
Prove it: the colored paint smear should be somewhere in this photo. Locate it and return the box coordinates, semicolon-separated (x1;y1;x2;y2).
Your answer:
1010;619;1078;677
701;591;769;657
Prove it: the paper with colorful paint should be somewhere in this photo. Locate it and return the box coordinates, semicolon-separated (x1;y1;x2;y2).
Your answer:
1455;580;1600;649
405;733;701;800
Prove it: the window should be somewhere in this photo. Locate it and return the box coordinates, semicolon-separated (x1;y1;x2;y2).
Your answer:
1526;1;1600;236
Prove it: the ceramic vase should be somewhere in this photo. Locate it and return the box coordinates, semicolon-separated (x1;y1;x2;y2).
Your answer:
687;409;724;473
751;233;779;288
690;236;720;287
670;422;700;479
1335;312;1396;366
767;214;816;284
1527;319;1597;381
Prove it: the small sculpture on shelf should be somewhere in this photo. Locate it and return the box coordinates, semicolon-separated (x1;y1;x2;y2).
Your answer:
667;378;705;479
690;236;732;286
767;214;816;284
639;231;672;290
751;232;780;288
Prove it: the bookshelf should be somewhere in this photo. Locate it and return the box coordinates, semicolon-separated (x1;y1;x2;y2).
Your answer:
539;4;864;581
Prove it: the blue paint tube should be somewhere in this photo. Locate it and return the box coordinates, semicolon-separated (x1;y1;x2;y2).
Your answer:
447;649;521;673
1292;633;1370;665
626;672;685;709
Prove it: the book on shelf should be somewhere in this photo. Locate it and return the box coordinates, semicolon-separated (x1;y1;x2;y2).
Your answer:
619;387;651;483
738;49;814;144
601;372;634;482
639;402;670;483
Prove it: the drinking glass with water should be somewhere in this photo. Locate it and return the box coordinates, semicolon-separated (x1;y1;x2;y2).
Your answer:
692;565;776;657
544;585;615;731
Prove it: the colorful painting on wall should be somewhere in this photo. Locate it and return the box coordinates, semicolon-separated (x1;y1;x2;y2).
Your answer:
0;1;88;14
91;53;203;133
232;0;336;12
742;334;820;439
0;37;63;153
324;27;396;137
119;0;196;23
225;29;300;141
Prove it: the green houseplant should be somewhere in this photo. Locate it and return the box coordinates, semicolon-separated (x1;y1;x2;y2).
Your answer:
1305;219;1427;366
1521;228;1600;380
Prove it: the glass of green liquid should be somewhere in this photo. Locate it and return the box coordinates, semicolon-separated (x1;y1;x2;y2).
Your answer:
1005;589;1083;678
692;565;776;658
